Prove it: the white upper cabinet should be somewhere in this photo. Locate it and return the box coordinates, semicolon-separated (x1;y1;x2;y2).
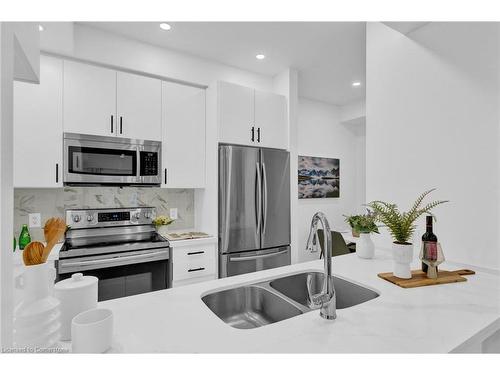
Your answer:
63;60;117;137
255;89;288;150
14;55;63;187
116;72;162;141
218;81;255;146
162;81;206;188
218;81;288;149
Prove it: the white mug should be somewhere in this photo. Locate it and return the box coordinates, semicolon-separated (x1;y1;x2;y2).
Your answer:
71;308;113;353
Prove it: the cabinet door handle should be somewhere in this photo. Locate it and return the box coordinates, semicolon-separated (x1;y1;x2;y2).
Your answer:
55;163;59;183
164;168;167;185
257;127;261;143
187;251;205;256
120;116;123;134
188;267;205;273
110;115;114;133
251;126;255;142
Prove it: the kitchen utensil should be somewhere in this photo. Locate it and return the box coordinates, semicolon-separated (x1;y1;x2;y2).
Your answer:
377;269;475;288
22;241;45;266
42;217;66;263
55;273;98;341
71;308;113;353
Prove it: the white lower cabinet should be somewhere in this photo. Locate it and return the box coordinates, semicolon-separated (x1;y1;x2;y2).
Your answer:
171;238;217;287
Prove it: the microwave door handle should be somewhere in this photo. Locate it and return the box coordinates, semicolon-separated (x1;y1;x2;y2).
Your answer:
137;149;141;181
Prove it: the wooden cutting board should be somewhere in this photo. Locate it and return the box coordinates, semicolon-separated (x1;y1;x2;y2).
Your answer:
377;269;475;288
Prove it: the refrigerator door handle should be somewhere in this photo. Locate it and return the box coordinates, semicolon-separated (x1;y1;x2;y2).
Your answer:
222;147;232;252
229;249;289;262
255;162;262;239
262;162;268;237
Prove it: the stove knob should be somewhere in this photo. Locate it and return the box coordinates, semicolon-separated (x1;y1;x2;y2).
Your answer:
144;212;152;219
72;214;81;223
86;215;94;222
134;212;141;220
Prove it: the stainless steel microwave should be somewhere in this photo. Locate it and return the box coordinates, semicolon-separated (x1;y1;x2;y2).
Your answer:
63;133;161;186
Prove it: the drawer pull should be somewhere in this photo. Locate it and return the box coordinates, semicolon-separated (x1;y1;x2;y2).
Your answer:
188;267;205;273
187;251;205;256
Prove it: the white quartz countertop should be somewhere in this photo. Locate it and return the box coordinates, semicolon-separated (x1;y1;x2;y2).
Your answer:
99;250;500;353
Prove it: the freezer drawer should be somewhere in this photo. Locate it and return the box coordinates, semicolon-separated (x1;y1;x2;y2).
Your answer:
219;246;291;278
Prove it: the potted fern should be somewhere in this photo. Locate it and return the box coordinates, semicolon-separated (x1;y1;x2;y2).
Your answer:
367;189;448;279
344;211;379;259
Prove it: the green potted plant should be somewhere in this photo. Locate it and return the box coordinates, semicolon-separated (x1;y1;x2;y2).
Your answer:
367;189;448;279
344;215;362;237
344;211;379;259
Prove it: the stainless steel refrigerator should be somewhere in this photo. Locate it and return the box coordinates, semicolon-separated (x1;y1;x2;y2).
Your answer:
219;144;291;278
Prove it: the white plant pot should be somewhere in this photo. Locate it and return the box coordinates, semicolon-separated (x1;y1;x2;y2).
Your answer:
156;225;172;238
392;242;414;279
357;233;375;259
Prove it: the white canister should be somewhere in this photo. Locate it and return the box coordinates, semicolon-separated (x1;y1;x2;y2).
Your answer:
72;308;113;353
54;273;98;341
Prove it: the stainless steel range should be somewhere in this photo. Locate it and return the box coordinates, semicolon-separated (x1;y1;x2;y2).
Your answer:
56;207;171;301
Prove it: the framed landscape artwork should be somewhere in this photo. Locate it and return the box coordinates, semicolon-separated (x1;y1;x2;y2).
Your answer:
298;156;340;199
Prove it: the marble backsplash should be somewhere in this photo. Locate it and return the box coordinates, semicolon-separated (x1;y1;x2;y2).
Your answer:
14;187;195;241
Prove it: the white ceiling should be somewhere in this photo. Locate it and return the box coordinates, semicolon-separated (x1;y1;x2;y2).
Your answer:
82;22;366;106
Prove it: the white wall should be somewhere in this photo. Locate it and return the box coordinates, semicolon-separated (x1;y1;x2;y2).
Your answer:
297;98;366;262
366;22;499;270
340;99;365;124
1;22;27;349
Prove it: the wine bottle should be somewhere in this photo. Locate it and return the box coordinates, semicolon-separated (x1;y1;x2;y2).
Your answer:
18;224;31;250
421;216;438;273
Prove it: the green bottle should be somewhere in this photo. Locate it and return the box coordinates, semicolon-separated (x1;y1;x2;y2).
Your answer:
18;224;31;250
13;236;16;252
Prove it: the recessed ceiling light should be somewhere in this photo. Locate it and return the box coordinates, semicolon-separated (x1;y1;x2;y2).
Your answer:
38;24;44;32
159;23;171;31
256;54;266;60
352;81;361;87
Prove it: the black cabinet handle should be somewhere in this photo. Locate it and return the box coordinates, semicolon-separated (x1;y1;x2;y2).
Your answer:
251;126;255;142
55;163;59;183
257;127;261;142
120;116;123;134
188;267;205;273
111;115;114;133
164;168;167;184
187;251;205;256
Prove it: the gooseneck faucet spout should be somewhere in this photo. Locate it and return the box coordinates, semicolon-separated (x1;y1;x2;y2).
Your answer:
305;212;337;320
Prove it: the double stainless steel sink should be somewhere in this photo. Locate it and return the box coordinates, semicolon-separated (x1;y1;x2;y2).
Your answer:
202;271;379;329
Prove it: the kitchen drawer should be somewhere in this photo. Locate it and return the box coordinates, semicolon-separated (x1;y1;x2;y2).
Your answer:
171;240;217;283
172;256;216;281
174;244;216;261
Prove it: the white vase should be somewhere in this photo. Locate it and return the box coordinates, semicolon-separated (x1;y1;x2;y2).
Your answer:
157;225;171;238
392;242;414;279
357;233;375;259
14;262;61;348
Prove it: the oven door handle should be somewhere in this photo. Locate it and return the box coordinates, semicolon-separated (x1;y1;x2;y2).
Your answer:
60;250;169;270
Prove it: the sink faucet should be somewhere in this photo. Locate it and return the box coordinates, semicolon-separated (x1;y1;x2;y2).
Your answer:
305;212;337;320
